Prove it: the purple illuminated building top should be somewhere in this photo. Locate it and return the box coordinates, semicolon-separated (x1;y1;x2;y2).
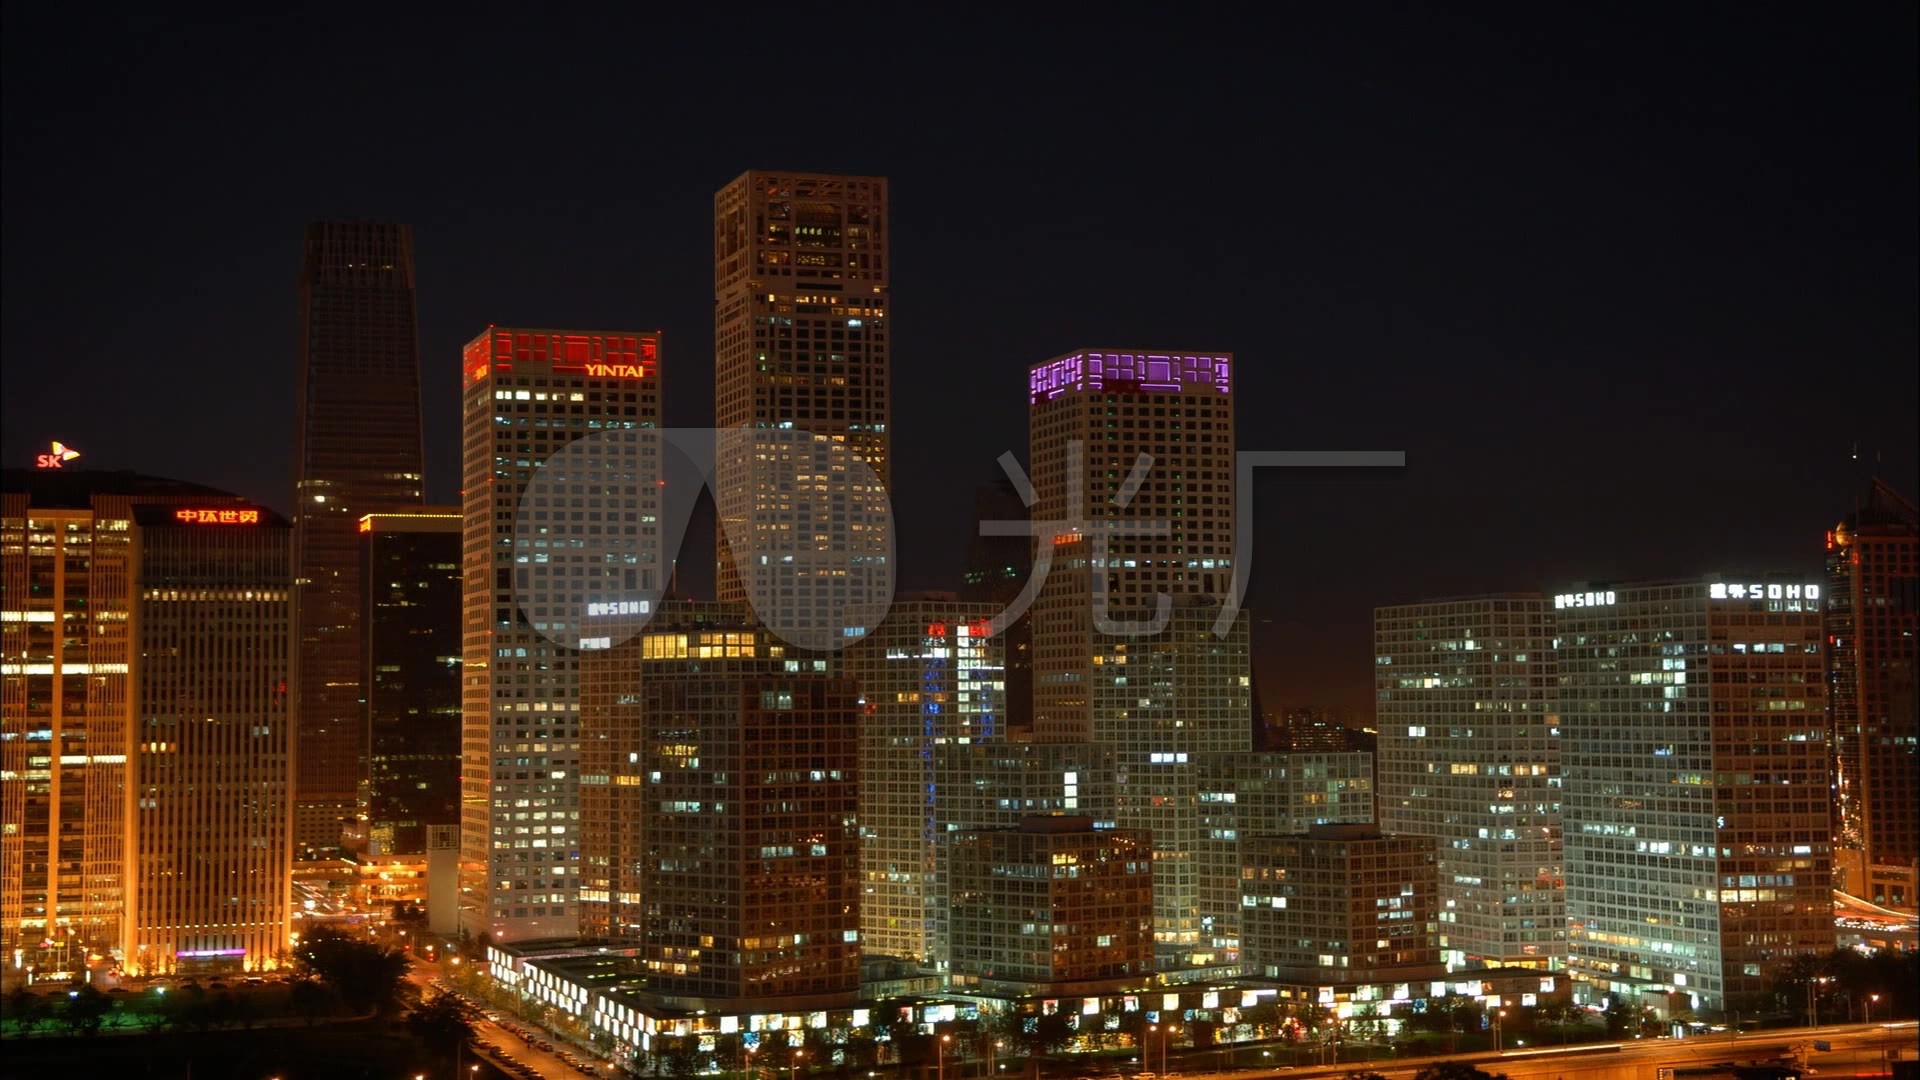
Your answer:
1029;350;1233;404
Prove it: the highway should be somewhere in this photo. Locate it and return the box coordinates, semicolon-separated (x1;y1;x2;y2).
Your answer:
1150;1022;1916;1080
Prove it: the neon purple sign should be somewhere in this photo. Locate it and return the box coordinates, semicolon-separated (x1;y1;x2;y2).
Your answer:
175;948;248;958
1029;351;1232;403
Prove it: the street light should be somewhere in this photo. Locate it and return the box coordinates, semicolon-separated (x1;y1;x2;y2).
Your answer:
1866;993;1879;1025
937;1033;951;1080
791;1047;803;1080
991;1039;1005;1074
1494;1010;1507;1052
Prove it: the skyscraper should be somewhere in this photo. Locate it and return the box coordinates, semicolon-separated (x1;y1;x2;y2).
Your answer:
360;508;463;857
843;596;1003;966
128;501;295;976
1194;750;1375;961
1558;578;1832;1015
711;171;891;622
293;221;424;851
1027;350;1239;741
578;599;740;943
582;615;860;1011
3;469;294;978
1826;481;1919;910
1374;594;1564;971
947;816;1154;997
1239;824;1440;985
1026;349;1248;976
458;327;662;942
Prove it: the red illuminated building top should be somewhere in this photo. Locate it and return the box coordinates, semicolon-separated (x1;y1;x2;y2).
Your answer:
465;328;661;383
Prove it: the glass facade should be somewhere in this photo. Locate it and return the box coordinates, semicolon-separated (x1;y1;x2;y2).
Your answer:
1374;595;1565;971
292;221;424;851
458;327;662;943
360;509;462;856
1559;578;1831;1015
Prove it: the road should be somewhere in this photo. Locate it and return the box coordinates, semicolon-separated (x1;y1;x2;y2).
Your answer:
406;960;613;1080
1155;1022;1917;1080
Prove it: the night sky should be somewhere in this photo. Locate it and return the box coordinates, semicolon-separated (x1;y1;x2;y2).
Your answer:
3;9;1914;718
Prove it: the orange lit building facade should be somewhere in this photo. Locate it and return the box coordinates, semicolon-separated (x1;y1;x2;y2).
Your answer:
2;471;294;979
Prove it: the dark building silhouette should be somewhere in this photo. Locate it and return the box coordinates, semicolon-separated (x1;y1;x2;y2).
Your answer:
962;474;1032;735
1827;480;1919;909
359;509;462;857
293;222;424;852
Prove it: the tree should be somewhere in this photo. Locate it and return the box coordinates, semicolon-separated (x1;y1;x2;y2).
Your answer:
61;984;113;1037
660;1035;702;1078
1415;1063;1510;1080
289;978;332;1026
409;993;473;1057
294;925;410;1015
1347;1072;1391;1080
163;983;215;1033
1603;996;1651;1039
3;988;53;1037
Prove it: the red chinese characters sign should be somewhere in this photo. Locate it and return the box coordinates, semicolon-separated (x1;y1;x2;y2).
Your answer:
174;508;261;525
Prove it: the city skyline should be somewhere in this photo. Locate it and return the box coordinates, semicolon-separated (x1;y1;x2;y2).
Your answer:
5;11;1913;716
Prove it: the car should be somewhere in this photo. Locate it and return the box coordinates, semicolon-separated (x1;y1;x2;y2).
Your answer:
208;981;229;989
108;987;129;995
536;1040;555;1051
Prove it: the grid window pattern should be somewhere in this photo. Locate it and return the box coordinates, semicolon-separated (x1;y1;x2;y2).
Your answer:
458;327;663;944
1374;595;1565;972
1239;825;1441;982
1559;578;1832;1015
1194;752;1375;958
843;601;1004;967
713;172;891;615
947;818;1153;995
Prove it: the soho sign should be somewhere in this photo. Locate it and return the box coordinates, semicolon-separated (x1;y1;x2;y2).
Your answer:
1711;582;1818;601
1554;591;1617;609
585;600;651;617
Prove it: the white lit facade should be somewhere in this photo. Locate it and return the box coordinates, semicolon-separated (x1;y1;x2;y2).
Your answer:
1026;349;1250;977
458;327;662;942
1194;751;1375;961
1374;595;1564;971
843;597;1003;967
712;171;891;627
1558;578;1832;1015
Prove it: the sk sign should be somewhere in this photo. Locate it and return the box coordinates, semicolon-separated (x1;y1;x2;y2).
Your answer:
35;441;80;469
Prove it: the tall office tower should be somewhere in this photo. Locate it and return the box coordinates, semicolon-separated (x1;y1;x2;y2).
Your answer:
1239;824;1440;985
931;742;1118;969
360;508;463;857
947;816;1154;997
293;221;424;851
1558;579;1833;1015
3;471;267;977
712;171;891;621
1028;349;1238;738
458;327;663;943
1374;595;1564;972
585;619;859;1011
1194;751;1375;961
1826;481;1919;910
842;596;1003;967
578;600;741;943
128;500;295;975
1027;349;1248;976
